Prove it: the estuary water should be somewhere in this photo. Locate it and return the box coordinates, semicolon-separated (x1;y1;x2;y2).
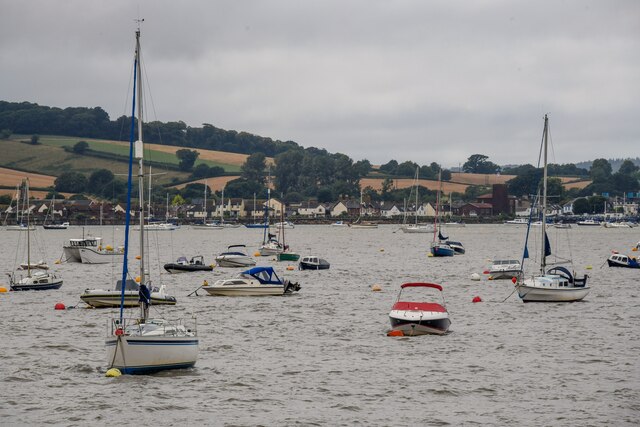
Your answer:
1;224;638;426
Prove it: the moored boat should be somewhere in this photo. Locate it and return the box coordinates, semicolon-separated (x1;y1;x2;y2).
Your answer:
163;255;213;273
607;252;640;268
203;266;301;296
81;280;177;308
487;259;522;280
215;245;256;268
389;283;451;336
63;235;102;263
78;245;125;264
299;256;330;270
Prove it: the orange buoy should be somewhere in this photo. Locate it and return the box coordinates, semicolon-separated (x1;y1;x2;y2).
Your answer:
371;284;382;292
135;255;141;260
54;302;65;310
483;270;490;275
286;266;295;271
387;330;404;337
472;296;482;303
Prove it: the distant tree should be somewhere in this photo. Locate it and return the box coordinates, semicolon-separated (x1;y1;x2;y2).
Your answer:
317;187;334;203
45;191;65;200
546;177;565;202
379;160;398;175
618;159;639;176
396;161;418;177
353;159;372;177
55;172;87;193
380;178;394;201
572;198;590;214
190;164;211;179
30;134;40;145
69;194;89;201
441;169;452;181
0;129;11;139
284;192;303;203
171;194;186;206
241;152;266;184
73;140;89;154
88;169;115;194
590;158;613;183
176;149;200;171
462;154;500;174
507;168;543;197
0;194;12;204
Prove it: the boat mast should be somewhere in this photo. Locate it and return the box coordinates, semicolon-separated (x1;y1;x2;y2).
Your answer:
134;27;148;320
25;179;31;278
540;114;549;273
203;180;207;222
433;170;441;242
415;167;419;226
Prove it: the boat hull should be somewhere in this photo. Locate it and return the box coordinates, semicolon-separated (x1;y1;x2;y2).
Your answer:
389;312;450;335
277;252;300;262
62;247;82;262
215;256;256;268
430;244;454;257
11;278;63;291
106;335;198;374
299;262;330;270
245;223;268;229
163;264;213;274
81;291;176;308
78;248;124;264
517;284;590;302
400;225;434;233
203;285;287;296
607;259;640;268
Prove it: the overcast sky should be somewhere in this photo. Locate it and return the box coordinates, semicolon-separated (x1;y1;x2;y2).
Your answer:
1;1;638;168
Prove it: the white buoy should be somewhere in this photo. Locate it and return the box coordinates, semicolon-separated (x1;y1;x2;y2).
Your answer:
470;273;481;281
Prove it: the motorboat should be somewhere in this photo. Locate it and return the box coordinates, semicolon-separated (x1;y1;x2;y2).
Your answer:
388;283;451;336
504;218;529;225
203;266;301;296
515;115;590;303
6;224;36;231
141;221;179;231
164;255;213;273
487;259;522;280
215;245;256;268
78;245;125;264
81;279;177;308
274;221;294;229
299;256;330;270
445;240;465;255
63;235;102;263
553;222;572;229
607;252;640;268
331;221;348;227
9;270;63;291
602;222;632;228
351;221;378;229
259;237;284;256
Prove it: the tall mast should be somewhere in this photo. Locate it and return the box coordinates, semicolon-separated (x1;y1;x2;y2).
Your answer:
134;27;147;319
540;114;549;273
25;179;31;277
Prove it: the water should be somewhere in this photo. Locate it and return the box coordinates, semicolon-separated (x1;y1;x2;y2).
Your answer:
1;224;638;425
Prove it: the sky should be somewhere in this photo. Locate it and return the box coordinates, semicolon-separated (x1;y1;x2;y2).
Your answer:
1;0;639;168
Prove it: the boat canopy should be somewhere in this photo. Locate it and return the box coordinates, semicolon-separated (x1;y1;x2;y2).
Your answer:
242;266;283;284
401;282;443;291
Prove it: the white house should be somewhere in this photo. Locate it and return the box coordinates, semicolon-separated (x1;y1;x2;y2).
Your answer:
330;201;349;217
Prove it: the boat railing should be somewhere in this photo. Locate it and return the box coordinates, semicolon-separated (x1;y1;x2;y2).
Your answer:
108;316;198;336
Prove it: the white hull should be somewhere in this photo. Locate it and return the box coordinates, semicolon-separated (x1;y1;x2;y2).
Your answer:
81;290;176;308
106;320;197;374
203;284;286;296
517;275;590;302
351;224;378;229
78;247;124;264
259;245;283;256
5;225;36;231
191;224;223;230
62;247;82;262
215;255;256;268
400;225;434;233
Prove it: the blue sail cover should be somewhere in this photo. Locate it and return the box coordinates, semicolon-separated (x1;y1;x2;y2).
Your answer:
544;232;552;257
438;231;448;240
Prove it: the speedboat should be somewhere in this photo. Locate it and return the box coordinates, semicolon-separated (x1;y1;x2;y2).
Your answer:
487;259;522;280
400;224;434;234
62;236;102;262
607;252;640;268
215;245;256;268
299;256;330;270
445;240;465;255
553;222;572;229
8;270;63;291
78;245;125;264
274;221;294;229
576;219;600;226
81;279;177;308
164;255;213;273
388;283;451;336
43;222;70;230
203;266;301;296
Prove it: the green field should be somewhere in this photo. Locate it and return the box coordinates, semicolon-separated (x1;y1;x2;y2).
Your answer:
36;136;240;172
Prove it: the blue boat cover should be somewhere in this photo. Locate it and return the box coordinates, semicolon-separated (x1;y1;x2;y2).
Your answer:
242;266;283;284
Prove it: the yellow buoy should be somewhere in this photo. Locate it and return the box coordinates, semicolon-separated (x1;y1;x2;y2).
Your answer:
0;286;7;293
54;259;61;264
379;248;384;252
586;265;593;270
632;247;638;252
254;252;261;257
427;253;434;257
135;255;141;260
135;276;141;283
203;280;209;287
105;245;113;251
372;284;382;292
105;368;122;378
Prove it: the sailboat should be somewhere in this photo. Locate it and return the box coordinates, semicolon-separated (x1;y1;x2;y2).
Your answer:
218;187;241;228
105;25;198;374
401;167;434;233
8;179;63;291
430;172;455;257
245;193;269;228
192;180;222;229
259;188;285;256
351;190;378;229
42;195;69;229
276;202;299;261
515;115;590;303
5;183;35;231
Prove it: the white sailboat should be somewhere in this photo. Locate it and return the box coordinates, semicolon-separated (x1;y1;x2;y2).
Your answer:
351;190;378;229
105;25;197;374
259;188;285;256
8;179;63;291
4;184;35;231
192;180;222;229
401;167;434;234
515;115;590;303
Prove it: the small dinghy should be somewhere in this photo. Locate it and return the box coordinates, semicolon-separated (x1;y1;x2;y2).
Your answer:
164;255;213;274
388;283;451;336
607;252;640;268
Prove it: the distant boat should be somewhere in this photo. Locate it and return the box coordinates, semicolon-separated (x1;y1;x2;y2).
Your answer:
576;219;600;226
430;171;456;257
299;256;330;270
62;234;102;263
487;259;522;280
42;195;68;229
163;255;213;273
215;245;256;268
78;244;125;264
351;190;378;229
401;168;432;234
203;266;301;296
607;252;640;268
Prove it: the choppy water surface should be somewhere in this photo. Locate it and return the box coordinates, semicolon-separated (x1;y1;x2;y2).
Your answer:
1;224;638;425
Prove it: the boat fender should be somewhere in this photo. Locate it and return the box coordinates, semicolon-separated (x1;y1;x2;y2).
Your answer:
511;277;517;284
470;273;481;281
203;280;209;287
379;248;384;252
472;296;482;303
482;270;490;275
105;368;122;378
286;266;294;271
115;328;124;336
488;276;493;281
254;252;261;257
586;265;592;270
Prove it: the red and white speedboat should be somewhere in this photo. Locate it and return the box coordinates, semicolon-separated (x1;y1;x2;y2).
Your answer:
388;283;451;336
